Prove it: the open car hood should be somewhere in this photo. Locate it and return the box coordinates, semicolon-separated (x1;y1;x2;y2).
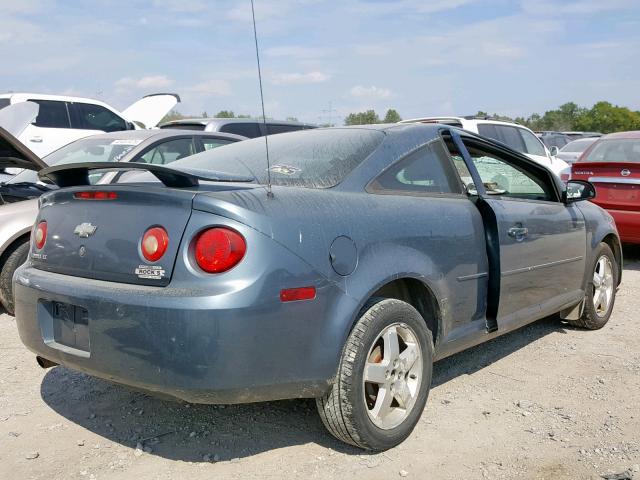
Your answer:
121;93;180;129
0;125;47;171
0;101;39;138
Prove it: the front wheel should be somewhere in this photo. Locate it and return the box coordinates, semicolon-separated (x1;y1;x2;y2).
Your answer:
316;298;433;450
568;242;618;330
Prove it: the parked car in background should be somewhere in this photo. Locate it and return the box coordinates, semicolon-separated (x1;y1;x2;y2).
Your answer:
0;93;180;157
0;128;243;314
159;117;316;138
556;137;599;165
11;124;620;450
571;131;640;244
535;131;572;150
399;116;569;177
563;131;603;141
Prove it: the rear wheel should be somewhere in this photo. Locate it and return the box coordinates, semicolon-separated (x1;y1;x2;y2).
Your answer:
0;241;30;316
316;298;433;450
568;242;617;330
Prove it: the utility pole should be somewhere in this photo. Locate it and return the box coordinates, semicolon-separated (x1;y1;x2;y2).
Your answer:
321;101;338;127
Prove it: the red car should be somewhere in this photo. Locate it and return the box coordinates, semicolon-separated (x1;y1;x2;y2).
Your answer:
571;131;640;244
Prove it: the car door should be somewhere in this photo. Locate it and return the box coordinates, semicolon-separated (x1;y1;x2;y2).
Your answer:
453;131;587;331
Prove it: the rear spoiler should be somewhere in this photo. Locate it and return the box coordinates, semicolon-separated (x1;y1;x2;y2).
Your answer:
38;162;254;188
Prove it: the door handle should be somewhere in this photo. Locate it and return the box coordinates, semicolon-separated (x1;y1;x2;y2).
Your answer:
29;137;43;143
508;226;528;241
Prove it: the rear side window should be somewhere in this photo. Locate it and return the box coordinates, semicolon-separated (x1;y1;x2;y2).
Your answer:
200;137;233;150
69;103;127;132
139;138;196;164
160;123;205;131
583;139;640;163
519;129;547;156
478;124;526;153
0;99;10;109
266;124;303;135
29;99;71;128
219;122;262;138
368;139;462;195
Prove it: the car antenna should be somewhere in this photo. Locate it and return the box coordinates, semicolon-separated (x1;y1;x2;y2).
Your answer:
250;0;274;199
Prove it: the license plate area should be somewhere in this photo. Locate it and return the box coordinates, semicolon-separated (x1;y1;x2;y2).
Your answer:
38;300;91;357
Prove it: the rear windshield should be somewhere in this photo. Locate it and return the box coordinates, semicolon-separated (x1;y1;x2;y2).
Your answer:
582;139;640;163
561;138;595;153
6;137;142;185
173;128;385;188
0;98;10;109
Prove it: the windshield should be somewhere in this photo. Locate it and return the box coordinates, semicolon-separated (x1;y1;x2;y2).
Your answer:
173;128;385;188
6;137;143;185
582;139;640;163
561;138;596;153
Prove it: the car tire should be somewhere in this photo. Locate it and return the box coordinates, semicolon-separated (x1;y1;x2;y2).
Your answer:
568;242;618;330
0;241;30;316
316;297;433;450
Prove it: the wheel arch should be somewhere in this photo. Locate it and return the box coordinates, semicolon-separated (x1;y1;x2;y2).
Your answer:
601;232;622;286
0;230;31;267
348;275;443;347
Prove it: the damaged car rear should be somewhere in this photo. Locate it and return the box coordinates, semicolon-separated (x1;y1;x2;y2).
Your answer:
13;124;621;450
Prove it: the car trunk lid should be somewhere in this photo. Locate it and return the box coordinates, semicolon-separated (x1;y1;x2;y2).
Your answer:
31;185;195;286
571;161;640;211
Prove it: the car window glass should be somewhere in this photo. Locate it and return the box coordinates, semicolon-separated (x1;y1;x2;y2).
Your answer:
583;139;640;163
368;139;462;195
266;124;303;135
519;129;547;156
497;125;526;152
201;138;233;151
70;103;127;132
139;138;196;165
466;146;553;201
174;128;385;188
219;122;261;138
7;137;141;185
0;99;10;109
29;99;71;128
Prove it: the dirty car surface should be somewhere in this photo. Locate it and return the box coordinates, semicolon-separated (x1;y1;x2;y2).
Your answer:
12;124;622;450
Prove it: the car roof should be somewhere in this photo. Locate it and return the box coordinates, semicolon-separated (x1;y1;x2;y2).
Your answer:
601;130;640;140
400;116;529;128
72;129;246;142
161;117;315;128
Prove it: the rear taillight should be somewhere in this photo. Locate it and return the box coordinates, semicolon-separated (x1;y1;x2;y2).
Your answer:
193;227;246;273
34;221;47;250
74;191;118;200
141;227;169;262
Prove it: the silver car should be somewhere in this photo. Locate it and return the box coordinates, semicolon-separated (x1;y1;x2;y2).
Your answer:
0;128;243;314
556;137;599;165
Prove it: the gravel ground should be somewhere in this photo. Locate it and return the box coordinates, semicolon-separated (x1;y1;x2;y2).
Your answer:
1;247;639;480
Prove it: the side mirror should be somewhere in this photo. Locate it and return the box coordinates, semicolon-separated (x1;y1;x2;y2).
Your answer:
549;146;559;156
564;180;596;203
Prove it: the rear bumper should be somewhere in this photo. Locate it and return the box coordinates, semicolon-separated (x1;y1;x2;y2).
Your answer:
607;208;640;244
13;264;352;404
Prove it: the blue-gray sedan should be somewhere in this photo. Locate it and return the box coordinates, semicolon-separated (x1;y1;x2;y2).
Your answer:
10;123;621;450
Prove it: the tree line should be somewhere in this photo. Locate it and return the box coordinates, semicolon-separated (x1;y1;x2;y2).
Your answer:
481;101;640;134
162;101;640;134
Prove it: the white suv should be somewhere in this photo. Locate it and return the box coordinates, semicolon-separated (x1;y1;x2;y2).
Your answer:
0;93;179;158
400;116;570;178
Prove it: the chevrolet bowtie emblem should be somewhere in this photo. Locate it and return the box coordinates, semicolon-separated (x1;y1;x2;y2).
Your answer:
74;223;97;238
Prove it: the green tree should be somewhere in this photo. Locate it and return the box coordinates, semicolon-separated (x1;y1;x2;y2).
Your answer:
574;101;640;133
383;109;402;123
344;109;381;125
201;111;209;118
215;110;235;118
160;109;185;124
